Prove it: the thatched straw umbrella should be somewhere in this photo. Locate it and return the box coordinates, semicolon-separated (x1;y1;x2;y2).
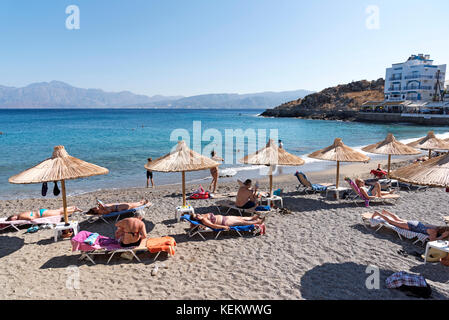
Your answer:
9;146;109;224
145;140;219;206
390;153;449;188
362;133;421;177
239;139;305;196
407;131;449;159
308;138;370;188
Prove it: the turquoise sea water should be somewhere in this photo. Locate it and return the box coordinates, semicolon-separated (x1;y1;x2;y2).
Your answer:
1;108;449;199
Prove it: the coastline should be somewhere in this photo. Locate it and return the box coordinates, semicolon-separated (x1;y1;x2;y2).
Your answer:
1;155;449;300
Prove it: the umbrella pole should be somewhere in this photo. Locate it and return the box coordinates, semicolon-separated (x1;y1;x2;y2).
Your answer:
61;180;69;225
182;171;186;207
429;149;432;159
336;161;340;189
269;174;273;196
387;154;392;178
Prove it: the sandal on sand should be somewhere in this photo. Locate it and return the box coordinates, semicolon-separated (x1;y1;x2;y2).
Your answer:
397;249;408;257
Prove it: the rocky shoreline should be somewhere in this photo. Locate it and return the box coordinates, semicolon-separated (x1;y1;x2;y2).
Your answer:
261;79;384;120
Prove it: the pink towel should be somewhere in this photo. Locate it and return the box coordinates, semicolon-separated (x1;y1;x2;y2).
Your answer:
71;231;122;252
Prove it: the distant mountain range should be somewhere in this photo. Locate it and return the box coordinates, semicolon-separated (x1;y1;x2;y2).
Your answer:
0;81;313;109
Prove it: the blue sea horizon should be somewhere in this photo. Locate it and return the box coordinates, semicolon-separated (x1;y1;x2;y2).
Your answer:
1;108;448;200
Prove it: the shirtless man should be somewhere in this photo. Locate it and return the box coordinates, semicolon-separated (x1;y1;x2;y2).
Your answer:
115;211;147;247
6;206;82;221
235;179;259;209
87;199;150;215
190;212;265;231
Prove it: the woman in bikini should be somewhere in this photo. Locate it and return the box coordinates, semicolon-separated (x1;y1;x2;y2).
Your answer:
6;206;82;221
86;199;150;215
354;178;396;199
372;210;449;241
189;212;265;231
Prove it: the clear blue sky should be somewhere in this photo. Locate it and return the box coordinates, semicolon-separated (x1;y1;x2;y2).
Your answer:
1;0;449;96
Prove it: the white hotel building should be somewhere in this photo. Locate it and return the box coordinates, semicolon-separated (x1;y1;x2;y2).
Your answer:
384;54;446;102
362;54;449;115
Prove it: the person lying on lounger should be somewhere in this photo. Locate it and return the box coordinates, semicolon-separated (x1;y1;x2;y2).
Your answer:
6;206;82;221
235;179;260;209
189;212;265;231
354;179;396;199
115;211;147;247
86;199;150;215
372;210;449;241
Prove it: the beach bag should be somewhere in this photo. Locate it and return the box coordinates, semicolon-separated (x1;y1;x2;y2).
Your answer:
189;192;209;200
273;189;282;196
255;205;270;211
386;272;431;299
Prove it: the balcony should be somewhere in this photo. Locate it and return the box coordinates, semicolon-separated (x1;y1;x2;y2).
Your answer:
403;85;433;91
388;76;402;81
404;74;434;80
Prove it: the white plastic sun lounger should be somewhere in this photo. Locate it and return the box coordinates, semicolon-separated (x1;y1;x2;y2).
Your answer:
0;215;63;232
86;203;152;224
361;213;429;246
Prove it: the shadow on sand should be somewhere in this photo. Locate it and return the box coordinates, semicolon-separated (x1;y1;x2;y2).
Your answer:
300;261;446;300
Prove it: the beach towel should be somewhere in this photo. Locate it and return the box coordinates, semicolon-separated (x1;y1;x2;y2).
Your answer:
0;215;63;231
71;231;123;252
146;236;176;256
362;213;429;244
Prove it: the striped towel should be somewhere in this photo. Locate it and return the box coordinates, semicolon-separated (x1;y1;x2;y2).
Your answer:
369;217;429;243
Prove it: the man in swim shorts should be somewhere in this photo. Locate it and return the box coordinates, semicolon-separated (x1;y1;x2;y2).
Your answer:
235;179;259;209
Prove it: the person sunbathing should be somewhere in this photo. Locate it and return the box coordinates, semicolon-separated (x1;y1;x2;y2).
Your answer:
372;210;449;241
6;206;82;221
86;199;150;215
189;212;265;231
235;179;260;209
354;178;396;199
115;211;147;247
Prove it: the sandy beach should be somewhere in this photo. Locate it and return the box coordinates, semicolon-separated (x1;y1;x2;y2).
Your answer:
1;158;449;300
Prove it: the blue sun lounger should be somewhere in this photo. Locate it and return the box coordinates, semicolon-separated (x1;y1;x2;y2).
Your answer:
87;203;151;224
295;171;330;194
180;214;260;240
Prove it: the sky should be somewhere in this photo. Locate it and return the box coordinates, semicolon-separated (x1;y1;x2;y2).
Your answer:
1;0;449;97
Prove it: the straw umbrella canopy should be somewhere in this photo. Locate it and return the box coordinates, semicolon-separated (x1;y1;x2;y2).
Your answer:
390;153;449;188
407;131;449;159
362;133;421;177
145;140;219;206
308;138;370;188
9;145;109;224
239;139;305;195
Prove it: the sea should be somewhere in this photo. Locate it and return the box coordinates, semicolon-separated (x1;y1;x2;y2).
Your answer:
1;108;449;200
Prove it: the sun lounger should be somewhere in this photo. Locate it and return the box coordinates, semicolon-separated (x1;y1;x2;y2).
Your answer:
180;214;265;240
86;203;152;224
361;213;428;246
345;178;400;207
295;171;332;194
71;231;174;264
0;215;63;232
214;199;271;216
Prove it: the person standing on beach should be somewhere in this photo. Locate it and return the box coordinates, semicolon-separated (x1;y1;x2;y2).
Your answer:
146;158;155;188
209;150;224;194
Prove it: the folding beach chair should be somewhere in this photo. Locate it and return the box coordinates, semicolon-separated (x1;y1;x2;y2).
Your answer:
294;171;331;194
71;231;147;264
0;215;63;232
180;214;265;240
361;213;429;246
345;178;400;207
86;203;152;224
